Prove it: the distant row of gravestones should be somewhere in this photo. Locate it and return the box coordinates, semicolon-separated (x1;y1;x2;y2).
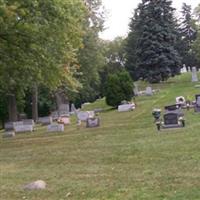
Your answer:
152;94;200;131
3;105;101;138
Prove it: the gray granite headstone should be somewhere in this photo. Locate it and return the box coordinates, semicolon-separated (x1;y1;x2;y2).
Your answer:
192;67;198;82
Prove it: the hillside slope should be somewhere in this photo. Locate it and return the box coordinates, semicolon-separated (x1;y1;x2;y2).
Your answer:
0;73;200;200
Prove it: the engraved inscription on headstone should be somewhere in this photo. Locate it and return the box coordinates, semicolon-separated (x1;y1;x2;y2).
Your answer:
163;113;178;125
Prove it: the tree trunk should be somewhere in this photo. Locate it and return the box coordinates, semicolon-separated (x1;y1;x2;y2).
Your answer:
32;85;38;122
8;94;18;122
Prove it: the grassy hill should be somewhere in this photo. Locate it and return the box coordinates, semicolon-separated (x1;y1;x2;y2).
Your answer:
0;73;200;200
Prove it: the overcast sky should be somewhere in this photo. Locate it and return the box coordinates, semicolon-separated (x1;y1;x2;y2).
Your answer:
100;0;199;40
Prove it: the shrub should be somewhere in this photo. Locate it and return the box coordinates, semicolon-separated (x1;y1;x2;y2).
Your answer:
105;71;133;107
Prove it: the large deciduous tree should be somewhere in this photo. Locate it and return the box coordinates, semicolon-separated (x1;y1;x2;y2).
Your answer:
126;0;181;83
0;0;86;121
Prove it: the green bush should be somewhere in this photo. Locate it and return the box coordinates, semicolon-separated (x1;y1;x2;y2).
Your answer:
105;71;133;107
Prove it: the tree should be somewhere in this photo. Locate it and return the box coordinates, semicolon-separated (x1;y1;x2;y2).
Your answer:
72;0;106;107
105;71;133;107
99;37;126;96
193;4;200;64
0;0;86;121
126;0;182;83
177;3;198;69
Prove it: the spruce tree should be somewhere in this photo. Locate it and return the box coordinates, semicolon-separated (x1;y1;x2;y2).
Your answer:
126;0;181;83
178;3;198;69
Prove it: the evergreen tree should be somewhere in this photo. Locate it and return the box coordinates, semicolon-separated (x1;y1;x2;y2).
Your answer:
126;0;181;83
178;3;198;69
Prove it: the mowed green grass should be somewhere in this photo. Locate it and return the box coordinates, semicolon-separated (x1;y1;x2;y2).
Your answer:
0;73;200;200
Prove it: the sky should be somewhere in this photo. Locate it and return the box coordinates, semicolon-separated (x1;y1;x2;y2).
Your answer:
100;0;199;40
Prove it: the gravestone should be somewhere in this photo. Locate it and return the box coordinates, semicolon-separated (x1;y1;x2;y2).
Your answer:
13;121;23;127
194;94;200;112
14;125;33;133
77;111;95;122
192;67;198;82
145;86;153;96
4;122;14;131
3;131;15;138
86;117;100;128
163;113;178;125
38;116;52;125
58;104;69;116
164;104;183;116
133;83;139;96
181;65;187;73
47;124;64;132
58;117;70;125
23;119;35;126
71;103;77;114
118;103;135;112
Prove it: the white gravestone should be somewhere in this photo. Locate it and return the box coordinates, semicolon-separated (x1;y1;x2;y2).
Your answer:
145;86;153;96
77;111;95;122
38;116;52;125
118;103;135;112
192;67;198;82
86;117;100;128
47;124;64;132
14;125;33;133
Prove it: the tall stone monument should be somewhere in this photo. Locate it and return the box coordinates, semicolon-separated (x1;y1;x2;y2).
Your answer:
191;67;198;82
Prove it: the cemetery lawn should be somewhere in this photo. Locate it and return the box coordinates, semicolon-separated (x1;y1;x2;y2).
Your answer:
0;73;200;200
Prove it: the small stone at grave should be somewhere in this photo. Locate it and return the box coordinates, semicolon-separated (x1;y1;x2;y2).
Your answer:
194;85;200;88
3;131;15;138
23;180;46;190
47;123;64;132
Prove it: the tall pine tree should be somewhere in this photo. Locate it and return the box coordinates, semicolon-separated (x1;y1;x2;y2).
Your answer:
126;0;181;83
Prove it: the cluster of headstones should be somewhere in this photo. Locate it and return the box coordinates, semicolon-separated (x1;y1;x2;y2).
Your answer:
3;119;35;138
3;104;102;138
